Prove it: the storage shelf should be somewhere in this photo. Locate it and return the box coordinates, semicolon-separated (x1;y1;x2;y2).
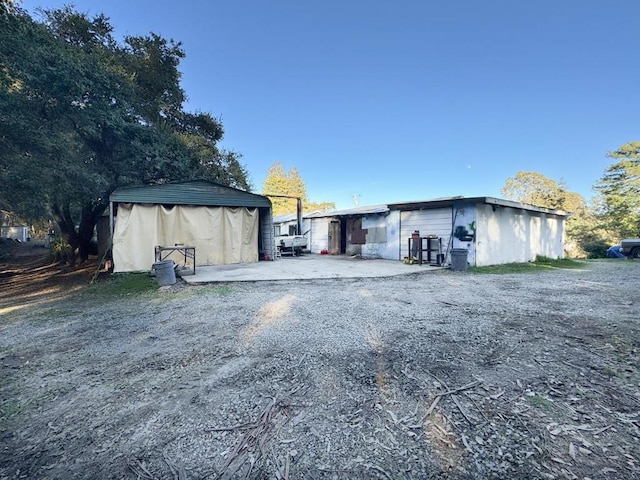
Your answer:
408;236;442;266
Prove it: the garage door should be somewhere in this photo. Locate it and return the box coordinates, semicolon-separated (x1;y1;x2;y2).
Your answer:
400;209;452;260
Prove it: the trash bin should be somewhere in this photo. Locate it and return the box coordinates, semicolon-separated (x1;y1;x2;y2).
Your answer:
153;260;176;286
450;248;468;271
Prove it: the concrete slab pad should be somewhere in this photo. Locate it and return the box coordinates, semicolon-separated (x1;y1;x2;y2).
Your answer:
180;253;444;283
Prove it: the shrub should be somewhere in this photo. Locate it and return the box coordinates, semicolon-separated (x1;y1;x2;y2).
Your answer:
50;238;73;263
581;239;610;259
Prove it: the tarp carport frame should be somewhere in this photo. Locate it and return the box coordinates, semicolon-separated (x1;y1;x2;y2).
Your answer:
109;180;274;272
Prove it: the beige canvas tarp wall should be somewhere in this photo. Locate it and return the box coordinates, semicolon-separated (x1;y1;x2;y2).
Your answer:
112;204;259;272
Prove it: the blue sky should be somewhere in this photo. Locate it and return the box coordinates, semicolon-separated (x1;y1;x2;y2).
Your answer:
22;0;640;210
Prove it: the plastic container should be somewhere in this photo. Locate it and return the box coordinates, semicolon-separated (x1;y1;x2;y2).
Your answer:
153;260;176;286
450;248;468;271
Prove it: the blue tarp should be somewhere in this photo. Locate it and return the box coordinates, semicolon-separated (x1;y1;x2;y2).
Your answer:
607;245;626;258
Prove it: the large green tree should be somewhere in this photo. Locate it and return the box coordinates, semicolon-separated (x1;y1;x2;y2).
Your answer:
0;6;248;261
595;141;640;239
261;162;309;215
501;171;583;211
261;161;336;216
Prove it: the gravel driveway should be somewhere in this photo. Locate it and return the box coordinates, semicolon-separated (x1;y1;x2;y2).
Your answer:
1;260;639;479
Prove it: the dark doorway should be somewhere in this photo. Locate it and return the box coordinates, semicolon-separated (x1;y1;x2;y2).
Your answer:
328;220;340;254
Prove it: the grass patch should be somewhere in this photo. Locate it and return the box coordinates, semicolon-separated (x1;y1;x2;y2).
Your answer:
0;389;53;421
526;394;554;411
598;366;619;379
202;284;233;296
32;307;61;321
534;255;585;268
85;272;157;298
172;283;233;298
469;255;585;274
0;403;24;419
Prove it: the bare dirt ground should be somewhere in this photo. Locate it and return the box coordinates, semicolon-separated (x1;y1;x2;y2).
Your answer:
1;245;639;479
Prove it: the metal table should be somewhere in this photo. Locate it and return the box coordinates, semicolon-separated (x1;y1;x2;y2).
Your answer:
154;245;196;275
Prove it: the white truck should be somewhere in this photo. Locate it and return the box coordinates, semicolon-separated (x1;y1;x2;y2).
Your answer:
275;234;307;256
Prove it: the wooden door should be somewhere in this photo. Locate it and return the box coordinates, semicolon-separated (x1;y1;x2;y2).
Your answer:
328;220;340;254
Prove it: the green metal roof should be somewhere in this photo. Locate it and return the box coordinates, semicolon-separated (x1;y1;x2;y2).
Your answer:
110;180;271;208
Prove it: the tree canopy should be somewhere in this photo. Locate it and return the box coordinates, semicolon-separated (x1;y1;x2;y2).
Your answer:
261;161;335;216
595;141;640;239
305;201;337;213
501;171;585;212
262;162;308;216
0;5;249;261
500;145;640;258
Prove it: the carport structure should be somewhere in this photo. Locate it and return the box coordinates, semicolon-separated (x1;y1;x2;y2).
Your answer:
109;180;273;272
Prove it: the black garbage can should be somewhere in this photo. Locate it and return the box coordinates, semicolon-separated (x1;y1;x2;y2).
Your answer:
450;248;468;271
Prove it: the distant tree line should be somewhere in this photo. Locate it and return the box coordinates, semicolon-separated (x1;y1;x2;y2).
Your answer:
0;4;249;262
501;141;640;257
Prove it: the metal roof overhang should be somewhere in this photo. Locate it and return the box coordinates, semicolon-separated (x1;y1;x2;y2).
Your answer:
110;180;272;208
305;205;390;219
388;196;567;217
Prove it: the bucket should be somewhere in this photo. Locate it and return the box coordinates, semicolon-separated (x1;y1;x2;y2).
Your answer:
450;248;468;271
153;260;176;286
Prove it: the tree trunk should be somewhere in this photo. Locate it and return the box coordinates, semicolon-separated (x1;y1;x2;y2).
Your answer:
52;200;108;264
52;203;79;265
76;201;108;262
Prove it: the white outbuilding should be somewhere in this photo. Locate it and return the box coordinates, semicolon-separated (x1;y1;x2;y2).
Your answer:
304;197;566;267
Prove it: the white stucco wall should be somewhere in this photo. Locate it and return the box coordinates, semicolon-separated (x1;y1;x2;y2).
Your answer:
308;217;330;253
450;205;476;266
475;204;565;266
361;211;400;259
